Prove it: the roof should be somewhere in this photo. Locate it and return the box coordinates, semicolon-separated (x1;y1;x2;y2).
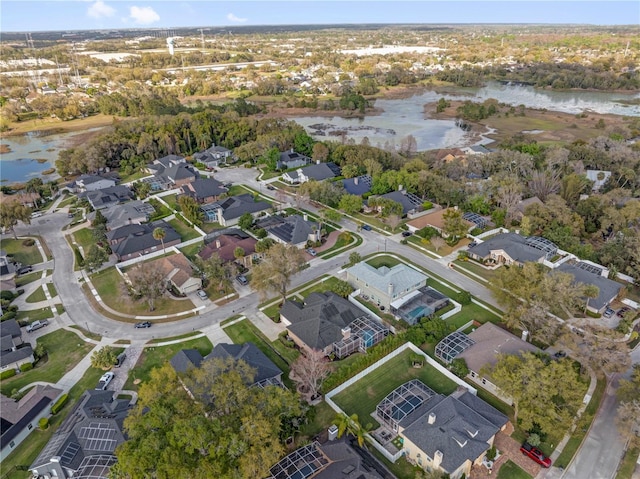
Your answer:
203;228;251;245
206;343;282;385
467;233;547;264
0;319;22;341
406;207;473;232
457;323;540;372
277;150;310;168
198;234;257;262
108;221;180;258
84;186;134;209
267;214;317;245
100;200;155;228
77;174;114;186
401;388;507;474
0;344;34;368
154;154;185;168
181;178;227;200
342;175;372;196
346;262;427;298
164;163;196;182
145;253;195;288
214;194;271;221
514;196;544;217
169;348;205;373
557;263;623;310
377;190;423;215
280;292;369;350
299;162;341;181
585;170;612;190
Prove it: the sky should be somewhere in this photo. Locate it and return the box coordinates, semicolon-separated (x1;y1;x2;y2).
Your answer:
1;1;639;32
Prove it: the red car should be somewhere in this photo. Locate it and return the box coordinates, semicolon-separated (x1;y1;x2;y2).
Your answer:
520;443;552;468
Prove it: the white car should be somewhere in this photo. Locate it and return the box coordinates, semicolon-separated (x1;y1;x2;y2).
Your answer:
97;372;115;390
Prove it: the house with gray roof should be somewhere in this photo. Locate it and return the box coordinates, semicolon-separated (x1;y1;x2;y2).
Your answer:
82;185;134;210
200;194;271;227
342;175;372;196
107;220;181;261
0;250;16;281
1;319;33;372
1;385;62;461
466;232;557;267
277;150;311;170
282;162;341;184
145;156;196;190
346;261;428;310
397;386;508;478
265;214;319;248
29;389;132;479
100;200;155;230
180;178;227;204
170;343;284;389
193;144;233;169
280;292;390;358
557;263;622;313
374;190;423;216
75;174;116;192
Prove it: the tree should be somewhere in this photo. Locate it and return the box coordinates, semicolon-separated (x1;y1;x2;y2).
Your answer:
152;227;166;252
615;400;640;448
237;212;254;230
430;236;446;252
84;244;109;272
255;238;275;253
450;358;470;378
127;262;166;311
194;253;229;293
132;181;151;200
290;349;331;400
582;284;600;313
116;359;301;479
0;201;31;239
335;413;371;448
442;208;468;241
90;346;118;370
178;195;203;226
348;252;362;267
328;279;354;298
251;243;306;302
312;142;329;163
233;246;245;262
92;209;108;228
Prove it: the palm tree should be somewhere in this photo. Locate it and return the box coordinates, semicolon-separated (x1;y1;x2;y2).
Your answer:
153;227;166;252
334;413;370;448
583;284;600;314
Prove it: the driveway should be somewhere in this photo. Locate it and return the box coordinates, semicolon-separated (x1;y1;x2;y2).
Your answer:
471;431;542;478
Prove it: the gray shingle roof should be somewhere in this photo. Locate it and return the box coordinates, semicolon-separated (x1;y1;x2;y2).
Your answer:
216;194;271;221
0;319;21;340
109;221;180;258
169;349;204;373
467;232;546;264
277;151;310;169
378;191;423;215
0;344;33;367
267;214;317;245
557;263;622;311
280;292;368;350
346;262;427;298
84;186;134;209
165;163;196;182
181;178;227;200
299;162;341;181
342;175;372;195
206;343;282;384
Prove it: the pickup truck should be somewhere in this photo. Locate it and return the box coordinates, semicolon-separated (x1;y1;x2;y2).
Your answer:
26;320;49;333
520;443;552;468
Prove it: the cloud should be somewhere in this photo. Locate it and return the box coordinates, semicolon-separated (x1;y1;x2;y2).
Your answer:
129;6;160;25
87;0;115;19
227;13;247;23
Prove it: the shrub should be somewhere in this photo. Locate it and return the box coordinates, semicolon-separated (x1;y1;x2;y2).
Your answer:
20;362;33;372
585;310;601;319
0;290;15;301
22;238;35;247
454;291;472;305
422;201;433;210
527;433;541;447
450;358;470;378
51;394;68;415
39;417;49;430
1;311;17;321
486;445;497;461
0;369;16;380
73;246;84;267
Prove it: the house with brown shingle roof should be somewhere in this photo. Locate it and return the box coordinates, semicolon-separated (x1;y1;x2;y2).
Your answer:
143;253;201;294
197;232;258;269
406;207;474;235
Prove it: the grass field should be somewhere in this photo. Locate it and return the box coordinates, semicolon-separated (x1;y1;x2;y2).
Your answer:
124;336;213;390
72;227;95;252
616;447;639;479
178;241;203;260
0;329;96;396
453;258;500;282
25;286;46;303
0;238;42;266
168;217;201;241
15;307;53;323
332;349;458;429
90;267;195;316
497;460;532;479
162;194;179;211
46;282;57;298
366;255;402;269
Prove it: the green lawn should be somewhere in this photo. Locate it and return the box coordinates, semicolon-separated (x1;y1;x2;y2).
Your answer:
25;286;46;303
299;276;351;299
124;336;213;390
332;349;458;429
119;170;149;183
147;198;172;219
453;258;500;282
0;238;42;266
168;217;201;241
297;401;337;444
73;227;94;252
57;194;75;208
366;255;401;269
497;460;532;479
47;282;57;298
200;222;226;234
90;267;195;316
0;329;96;396
616;447;639;479
179;241;203;261
15;307;53;323
162;194;179;211
447;302;502;328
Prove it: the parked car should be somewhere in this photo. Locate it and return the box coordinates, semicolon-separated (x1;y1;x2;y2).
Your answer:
17;265;33;275
361;224;372;231
114;352;127;368
520;443;552;468
553;350;567;359
401;231;412;237
223;182;233;188
266;185;275;190
617;307;631;318
67;213;75;218
307;248;317;257
134;321;152;328
236;275;248;286
96;372;115;390
26;320;49;333
197;290;208;300
30;212;43;218
603;308;615;318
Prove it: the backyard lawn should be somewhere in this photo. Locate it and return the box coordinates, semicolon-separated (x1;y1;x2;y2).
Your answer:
0;238;42;266
366;255;402;269
162;193;179;211
332;349;458;429
179;241;203;260
168;217;202;241
124;336;213;390
0;329;96;396
90;267;195;316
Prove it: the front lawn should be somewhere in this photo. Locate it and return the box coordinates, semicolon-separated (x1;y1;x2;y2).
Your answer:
73;227;94;252
0;329;96;396
124;336;213;390
497;460;532;479
332;349;458;429
168;217;202;241
0;238;42;266
453;258;500;282
25;286;46;303
15;307;53;323
90;267;195;316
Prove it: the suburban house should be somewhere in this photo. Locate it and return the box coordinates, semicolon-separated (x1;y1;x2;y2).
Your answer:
342;175;373;196
372;190;423;216
345;261;428;310
261;214;320;248
1;385;62;461
513;196;543;222
461;145;491;156
74;174;116;192
200;194;271;226
585;170;612;192
193;144;233;169
0;191;42;209
557;262;623;313
29;389;132;479
107;220;181;261
436;323;540;399
277;149;311;170
406;207;474;235
378;381;508;479
170;342;284;389
140;253;202;295
100;200;155;230
81;185;134;210
198;230;258;269
466;233;558;266
269;438;387;479
145;155;197;190
0;319;34;372
146;154;186;174
180;178;227;204
279;292;390;358
0;250;16;281
282;162;341;184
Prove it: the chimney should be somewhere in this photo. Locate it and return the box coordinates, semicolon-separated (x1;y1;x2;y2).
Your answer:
433;450;443;469
341;327;351;339
388;283;394;297
328;424;339;441
290;148;294;153
354;176;359;185
215;240;221;249
428;413;436;425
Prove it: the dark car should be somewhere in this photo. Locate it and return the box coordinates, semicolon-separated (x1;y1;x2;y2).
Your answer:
266;185;275;190
236;275;248;286
361;224;372;231
17;266;33;275
401;231;412;237
617;307;631;318
134;321;152;328
603;308;615;318
553;350;567;359
520;443;552;468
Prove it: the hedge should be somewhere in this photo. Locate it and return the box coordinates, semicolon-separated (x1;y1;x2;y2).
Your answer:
20;362;33;372
1;369;16;380
39;417;49;430
51;394;68;415
73;246;85;267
